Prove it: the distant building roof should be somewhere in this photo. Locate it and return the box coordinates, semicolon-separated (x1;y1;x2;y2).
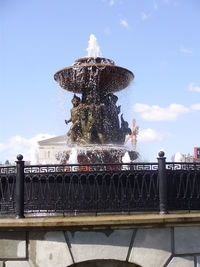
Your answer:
38;135;67;146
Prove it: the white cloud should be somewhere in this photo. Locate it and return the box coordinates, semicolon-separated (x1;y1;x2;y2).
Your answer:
180;47;193;54
141;12;151;21
134;103;190;121
0;134;55;164
188;83;200;93
120;19;129;28
138;128;163;142
191;104;200;111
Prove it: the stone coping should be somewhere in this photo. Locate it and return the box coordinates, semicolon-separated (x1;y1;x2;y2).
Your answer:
1;212;200;230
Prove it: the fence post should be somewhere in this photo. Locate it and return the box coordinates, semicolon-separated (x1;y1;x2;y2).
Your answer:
157;151;167;214
15;154;25;218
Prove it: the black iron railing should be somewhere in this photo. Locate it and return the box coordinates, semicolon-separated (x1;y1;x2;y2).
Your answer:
166;162;200;211
0;165;16;214
0;152;200;218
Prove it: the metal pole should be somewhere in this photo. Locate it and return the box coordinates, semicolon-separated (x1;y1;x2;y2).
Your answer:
15;154;25;218
157;151;167;214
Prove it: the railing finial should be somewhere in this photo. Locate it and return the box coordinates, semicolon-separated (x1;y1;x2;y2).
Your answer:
158;150;165;158
17;154;23;161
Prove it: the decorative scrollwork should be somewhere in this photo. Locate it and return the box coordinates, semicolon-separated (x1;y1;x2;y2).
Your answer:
0;166;16;175
23;163;159;174
166;162;200;171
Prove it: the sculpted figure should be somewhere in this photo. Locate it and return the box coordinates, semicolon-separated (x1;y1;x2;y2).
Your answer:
79;103;88;142
85;94;105;144
95;103;105;144
109;94;120;125
104;93;121;143
65;94;82;142
119;114;132;144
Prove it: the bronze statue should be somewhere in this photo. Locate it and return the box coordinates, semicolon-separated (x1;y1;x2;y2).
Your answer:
65;91;132;145
119;114;132;143
84;93;105;144
65;94;82;142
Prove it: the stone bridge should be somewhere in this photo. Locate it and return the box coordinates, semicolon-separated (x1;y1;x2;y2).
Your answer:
0;213;200;267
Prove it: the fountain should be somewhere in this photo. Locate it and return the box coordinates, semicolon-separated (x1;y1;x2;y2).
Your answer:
54;35;138;164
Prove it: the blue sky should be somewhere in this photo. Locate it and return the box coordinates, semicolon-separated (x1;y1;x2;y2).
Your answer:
0;0;200;163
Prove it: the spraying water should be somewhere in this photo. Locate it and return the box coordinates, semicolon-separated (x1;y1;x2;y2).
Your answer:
86;34;102;57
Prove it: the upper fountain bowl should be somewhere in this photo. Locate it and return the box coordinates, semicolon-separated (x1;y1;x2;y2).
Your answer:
54;57;134;93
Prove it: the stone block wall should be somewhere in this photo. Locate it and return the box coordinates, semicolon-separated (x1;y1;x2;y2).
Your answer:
0;226;200;266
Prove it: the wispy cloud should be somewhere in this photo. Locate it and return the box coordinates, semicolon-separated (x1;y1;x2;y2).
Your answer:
133;103;200;121
180;47;193;54
153;0;158;10
109;0;115;6
188;83;200;93
141;1;157;22
0;134;55;164
141;12;151;21
120;18;129;28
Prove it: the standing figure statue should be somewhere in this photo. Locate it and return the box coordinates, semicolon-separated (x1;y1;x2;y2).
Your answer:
110;94;121;142
119;114;132;144
104;93;121;143
85;93;105;144
65;94;82;142
125;118;139;150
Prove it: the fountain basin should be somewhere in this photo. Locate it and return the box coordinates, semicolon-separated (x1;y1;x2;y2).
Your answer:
55;143;139;165
54;57;134;93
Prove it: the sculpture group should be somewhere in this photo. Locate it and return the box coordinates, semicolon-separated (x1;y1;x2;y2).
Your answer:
65;92;131;145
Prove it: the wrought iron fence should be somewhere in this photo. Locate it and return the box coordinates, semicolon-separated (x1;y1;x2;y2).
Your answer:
0;166;16;214
23;169;159;214
0;152;200;218
166;162;200;211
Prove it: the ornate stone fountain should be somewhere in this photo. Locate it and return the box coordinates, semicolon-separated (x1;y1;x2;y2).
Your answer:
54;56;138;164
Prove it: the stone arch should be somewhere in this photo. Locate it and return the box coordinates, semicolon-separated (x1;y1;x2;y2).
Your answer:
69;259;141;267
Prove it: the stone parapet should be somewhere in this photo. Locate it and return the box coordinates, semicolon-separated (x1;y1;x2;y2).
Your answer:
1;212;200;230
